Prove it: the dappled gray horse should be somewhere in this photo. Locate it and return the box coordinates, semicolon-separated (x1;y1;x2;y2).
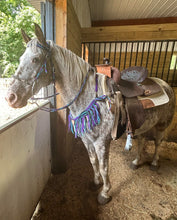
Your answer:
6;24;176;204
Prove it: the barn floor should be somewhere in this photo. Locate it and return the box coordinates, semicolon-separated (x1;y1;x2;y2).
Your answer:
33;137;177;220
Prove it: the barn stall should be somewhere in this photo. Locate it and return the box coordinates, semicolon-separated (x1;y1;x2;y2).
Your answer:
0;0;177;219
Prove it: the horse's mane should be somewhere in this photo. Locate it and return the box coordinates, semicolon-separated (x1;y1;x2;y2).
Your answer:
51;41;92;87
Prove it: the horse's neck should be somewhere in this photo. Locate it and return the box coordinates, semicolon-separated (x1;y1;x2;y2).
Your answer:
52;44;100;116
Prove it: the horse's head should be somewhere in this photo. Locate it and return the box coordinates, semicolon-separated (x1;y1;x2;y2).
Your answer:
5;24;53;108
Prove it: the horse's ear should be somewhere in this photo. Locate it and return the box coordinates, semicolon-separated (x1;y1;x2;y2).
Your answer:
34;23;47;46
21;29;31;44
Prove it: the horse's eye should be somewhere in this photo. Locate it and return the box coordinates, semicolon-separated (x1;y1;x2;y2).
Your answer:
32;57;39;63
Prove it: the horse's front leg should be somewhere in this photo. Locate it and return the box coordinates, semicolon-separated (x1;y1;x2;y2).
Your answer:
94;143;111;205
82;140;102;190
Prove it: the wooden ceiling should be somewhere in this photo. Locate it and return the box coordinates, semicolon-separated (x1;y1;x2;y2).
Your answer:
28;0;177;27
89;0;177;21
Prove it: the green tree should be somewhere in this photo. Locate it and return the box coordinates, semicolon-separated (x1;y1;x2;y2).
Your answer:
0;0;41;77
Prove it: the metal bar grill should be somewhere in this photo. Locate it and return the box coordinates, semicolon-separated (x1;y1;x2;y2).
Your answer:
150;41;157;77
113;43;117;66
166;41;175;83
118;42;122;70
172;56;177;87
135;42;139;66
155;41;163;77
140;41;145;66
98;43;101;64
145;41;151;68
129;42;133;67
124;43;128;69
161;41;169;79
82;39;177;87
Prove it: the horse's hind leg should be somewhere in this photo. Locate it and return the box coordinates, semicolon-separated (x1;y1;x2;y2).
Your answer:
132;135;146;169
150;130;164;170
94;143;111;205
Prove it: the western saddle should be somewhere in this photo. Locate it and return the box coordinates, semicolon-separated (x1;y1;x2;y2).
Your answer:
95;58;162;139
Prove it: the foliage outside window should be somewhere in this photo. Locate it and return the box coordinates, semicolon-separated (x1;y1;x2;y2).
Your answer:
0;0;41;78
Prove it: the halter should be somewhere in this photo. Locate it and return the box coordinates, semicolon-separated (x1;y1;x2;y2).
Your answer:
16;40;110;137
26;42;111;136
29;41;98;112
30;42;59;102
13;42;51;86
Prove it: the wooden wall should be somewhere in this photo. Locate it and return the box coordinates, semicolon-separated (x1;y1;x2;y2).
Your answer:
55;0;83;55
82;23;177;42
71;0;91;27
67;0;82;56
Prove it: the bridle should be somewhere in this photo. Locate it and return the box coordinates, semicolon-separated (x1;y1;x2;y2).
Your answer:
12;42;52;86
13;41;109;113
29;41;95;112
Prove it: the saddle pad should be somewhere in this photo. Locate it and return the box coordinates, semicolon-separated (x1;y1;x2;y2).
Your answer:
141;78;162;96
138;77;169;109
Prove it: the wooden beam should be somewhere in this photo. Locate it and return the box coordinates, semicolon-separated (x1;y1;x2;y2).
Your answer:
55;0;67;47
92;17;177;27
52;0;81;173
82;23;177;42
52;0;76;173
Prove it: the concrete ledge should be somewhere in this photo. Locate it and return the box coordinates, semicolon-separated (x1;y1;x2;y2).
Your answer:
0;100;50;134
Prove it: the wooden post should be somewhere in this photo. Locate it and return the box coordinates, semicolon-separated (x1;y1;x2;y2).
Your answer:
51;0;73;173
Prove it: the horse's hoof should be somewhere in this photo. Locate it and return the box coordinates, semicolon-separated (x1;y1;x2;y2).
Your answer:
130;162;139;170
89;182;103;191
97;194;112;205
150;164;159;171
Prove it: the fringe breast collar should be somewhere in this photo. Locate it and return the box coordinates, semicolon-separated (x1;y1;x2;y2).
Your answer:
68;95;110;138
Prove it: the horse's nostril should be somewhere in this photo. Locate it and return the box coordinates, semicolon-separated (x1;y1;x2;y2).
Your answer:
6;93;18;104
